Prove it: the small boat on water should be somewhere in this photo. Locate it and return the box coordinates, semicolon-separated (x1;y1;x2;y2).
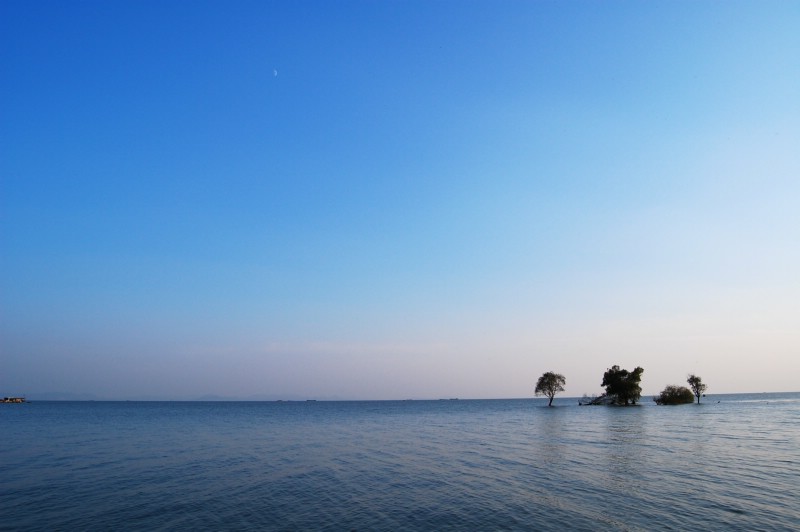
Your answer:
1;397;26;403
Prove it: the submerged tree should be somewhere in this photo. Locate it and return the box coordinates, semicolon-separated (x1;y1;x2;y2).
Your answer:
654;385;694;405
535;372;566;406
601;365;644;405
687;374;707;404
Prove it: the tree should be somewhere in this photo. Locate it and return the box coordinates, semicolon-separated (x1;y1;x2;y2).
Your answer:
654;385;694;405
535;372;566;406
687;374;707;404
601;365;644;405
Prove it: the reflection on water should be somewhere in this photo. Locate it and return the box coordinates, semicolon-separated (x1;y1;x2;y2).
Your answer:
604;408;647;497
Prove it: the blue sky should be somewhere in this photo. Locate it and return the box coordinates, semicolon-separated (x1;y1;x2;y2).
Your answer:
2;1;798;399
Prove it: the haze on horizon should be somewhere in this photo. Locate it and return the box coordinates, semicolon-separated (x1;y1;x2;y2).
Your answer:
2;1;798;401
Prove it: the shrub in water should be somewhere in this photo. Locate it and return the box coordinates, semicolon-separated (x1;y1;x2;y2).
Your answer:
653;385;694;405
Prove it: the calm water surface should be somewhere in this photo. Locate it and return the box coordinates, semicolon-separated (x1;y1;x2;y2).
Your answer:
2;393;799;530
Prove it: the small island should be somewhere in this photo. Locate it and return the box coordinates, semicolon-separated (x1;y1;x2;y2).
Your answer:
578;365;644;406
566;368;710;407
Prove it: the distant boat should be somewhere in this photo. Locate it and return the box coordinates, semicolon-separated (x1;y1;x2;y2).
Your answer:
1;397;26;403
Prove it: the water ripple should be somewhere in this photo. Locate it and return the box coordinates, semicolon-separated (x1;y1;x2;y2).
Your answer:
2;395;799;530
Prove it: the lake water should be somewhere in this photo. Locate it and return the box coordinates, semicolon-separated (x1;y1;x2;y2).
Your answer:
2;393;799;530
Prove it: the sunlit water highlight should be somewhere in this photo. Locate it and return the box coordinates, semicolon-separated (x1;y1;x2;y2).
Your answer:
2;393;799;530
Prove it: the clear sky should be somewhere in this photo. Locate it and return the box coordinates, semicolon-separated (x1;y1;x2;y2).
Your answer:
2;1;798;400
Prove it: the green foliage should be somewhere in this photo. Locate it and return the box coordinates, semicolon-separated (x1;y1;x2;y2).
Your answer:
601;365;644;405
687;374;707;404
654;385;694;405
535;372;566;406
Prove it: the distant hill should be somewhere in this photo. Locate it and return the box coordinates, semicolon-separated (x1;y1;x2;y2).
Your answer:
26;391;102;401
20;392;348;401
